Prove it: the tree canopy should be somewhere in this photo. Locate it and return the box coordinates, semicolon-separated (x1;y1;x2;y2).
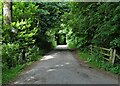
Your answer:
2;2;70;70
64;2;120;50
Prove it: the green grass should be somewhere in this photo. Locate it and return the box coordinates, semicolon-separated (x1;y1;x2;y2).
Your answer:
2;64;25;84
77;50;120;75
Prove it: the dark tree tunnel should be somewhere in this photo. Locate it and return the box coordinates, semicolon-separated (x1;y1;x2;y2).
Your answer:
55;33;66;45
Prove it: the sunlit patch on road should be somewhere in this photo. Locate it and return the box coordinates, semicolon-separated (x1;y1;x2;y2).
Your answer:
55;65;60;67
47;69;56;72
41;55;55;61
65;62;70;65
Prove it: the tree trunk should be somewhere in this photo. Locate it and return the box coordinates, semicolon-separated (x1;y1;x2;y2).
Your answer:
3;0;12;24
20;48;26;64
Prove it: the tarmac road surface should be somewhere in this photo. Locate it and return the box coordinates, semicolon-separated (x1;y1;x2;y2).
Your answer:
13;45;118;84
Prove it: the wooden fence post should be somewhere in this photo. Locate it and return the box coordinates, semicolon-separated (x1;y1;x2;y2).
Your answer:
112;49;116;64
109;48;113;63
90;45;92;54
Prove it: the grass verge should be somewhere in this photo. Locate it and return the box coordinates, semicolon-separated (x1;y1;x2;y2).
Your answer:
77;50;120;75
2;55;42;84
2;64;25;84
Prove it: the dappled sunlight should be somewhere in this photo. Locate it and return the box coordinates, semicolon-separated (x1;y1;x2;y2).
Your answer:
46;62;71;73
54;62;70;68
41;52;59;61
60;65;64;67
55;65;60;67
41;55;55;61
27;79;31;81
14;81;19;84
30;76;35;79
47;69;56;72
26;70;33;74
56;62;70;67
25;69;38;74
27;76;35;81
52;53;58;56
65;62;70;65
53;62;71;69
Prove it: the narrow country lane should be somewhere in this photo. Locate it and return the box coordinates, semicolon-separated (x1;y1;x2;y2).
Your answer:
12;45;118;84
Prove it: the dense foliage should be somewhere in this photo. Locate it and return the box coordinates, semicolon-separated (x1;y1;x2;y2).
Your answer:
2;2;68;71
66;2;120;50
64;2;120;73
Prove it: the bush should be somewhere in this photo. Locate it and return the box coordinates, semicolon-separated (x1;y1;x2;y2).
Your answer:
27;46;43;61
78;50;120;74
2;43;19;70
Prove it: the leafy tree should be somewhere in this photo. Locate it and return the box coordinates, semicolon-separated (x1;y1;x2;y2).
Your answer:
2;2;69;69
3;0;12;24
65;2;120;50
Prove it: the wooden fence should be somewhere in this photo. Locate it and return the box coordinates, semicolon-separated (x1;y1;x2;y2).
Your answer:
90;45;120;64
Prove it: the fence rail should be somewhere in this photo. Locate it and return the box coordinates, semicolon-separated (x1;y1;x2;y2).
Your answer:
90;45;120;64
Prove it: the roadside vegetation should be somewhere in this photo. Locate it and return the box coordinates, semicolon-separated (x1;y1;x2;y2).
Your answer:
2;2;69;84
65;3;120;75
77;50;120;74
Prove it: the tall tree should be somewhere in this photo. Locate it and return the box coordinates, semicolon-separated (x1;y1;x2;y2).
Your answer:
3;0;12;24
